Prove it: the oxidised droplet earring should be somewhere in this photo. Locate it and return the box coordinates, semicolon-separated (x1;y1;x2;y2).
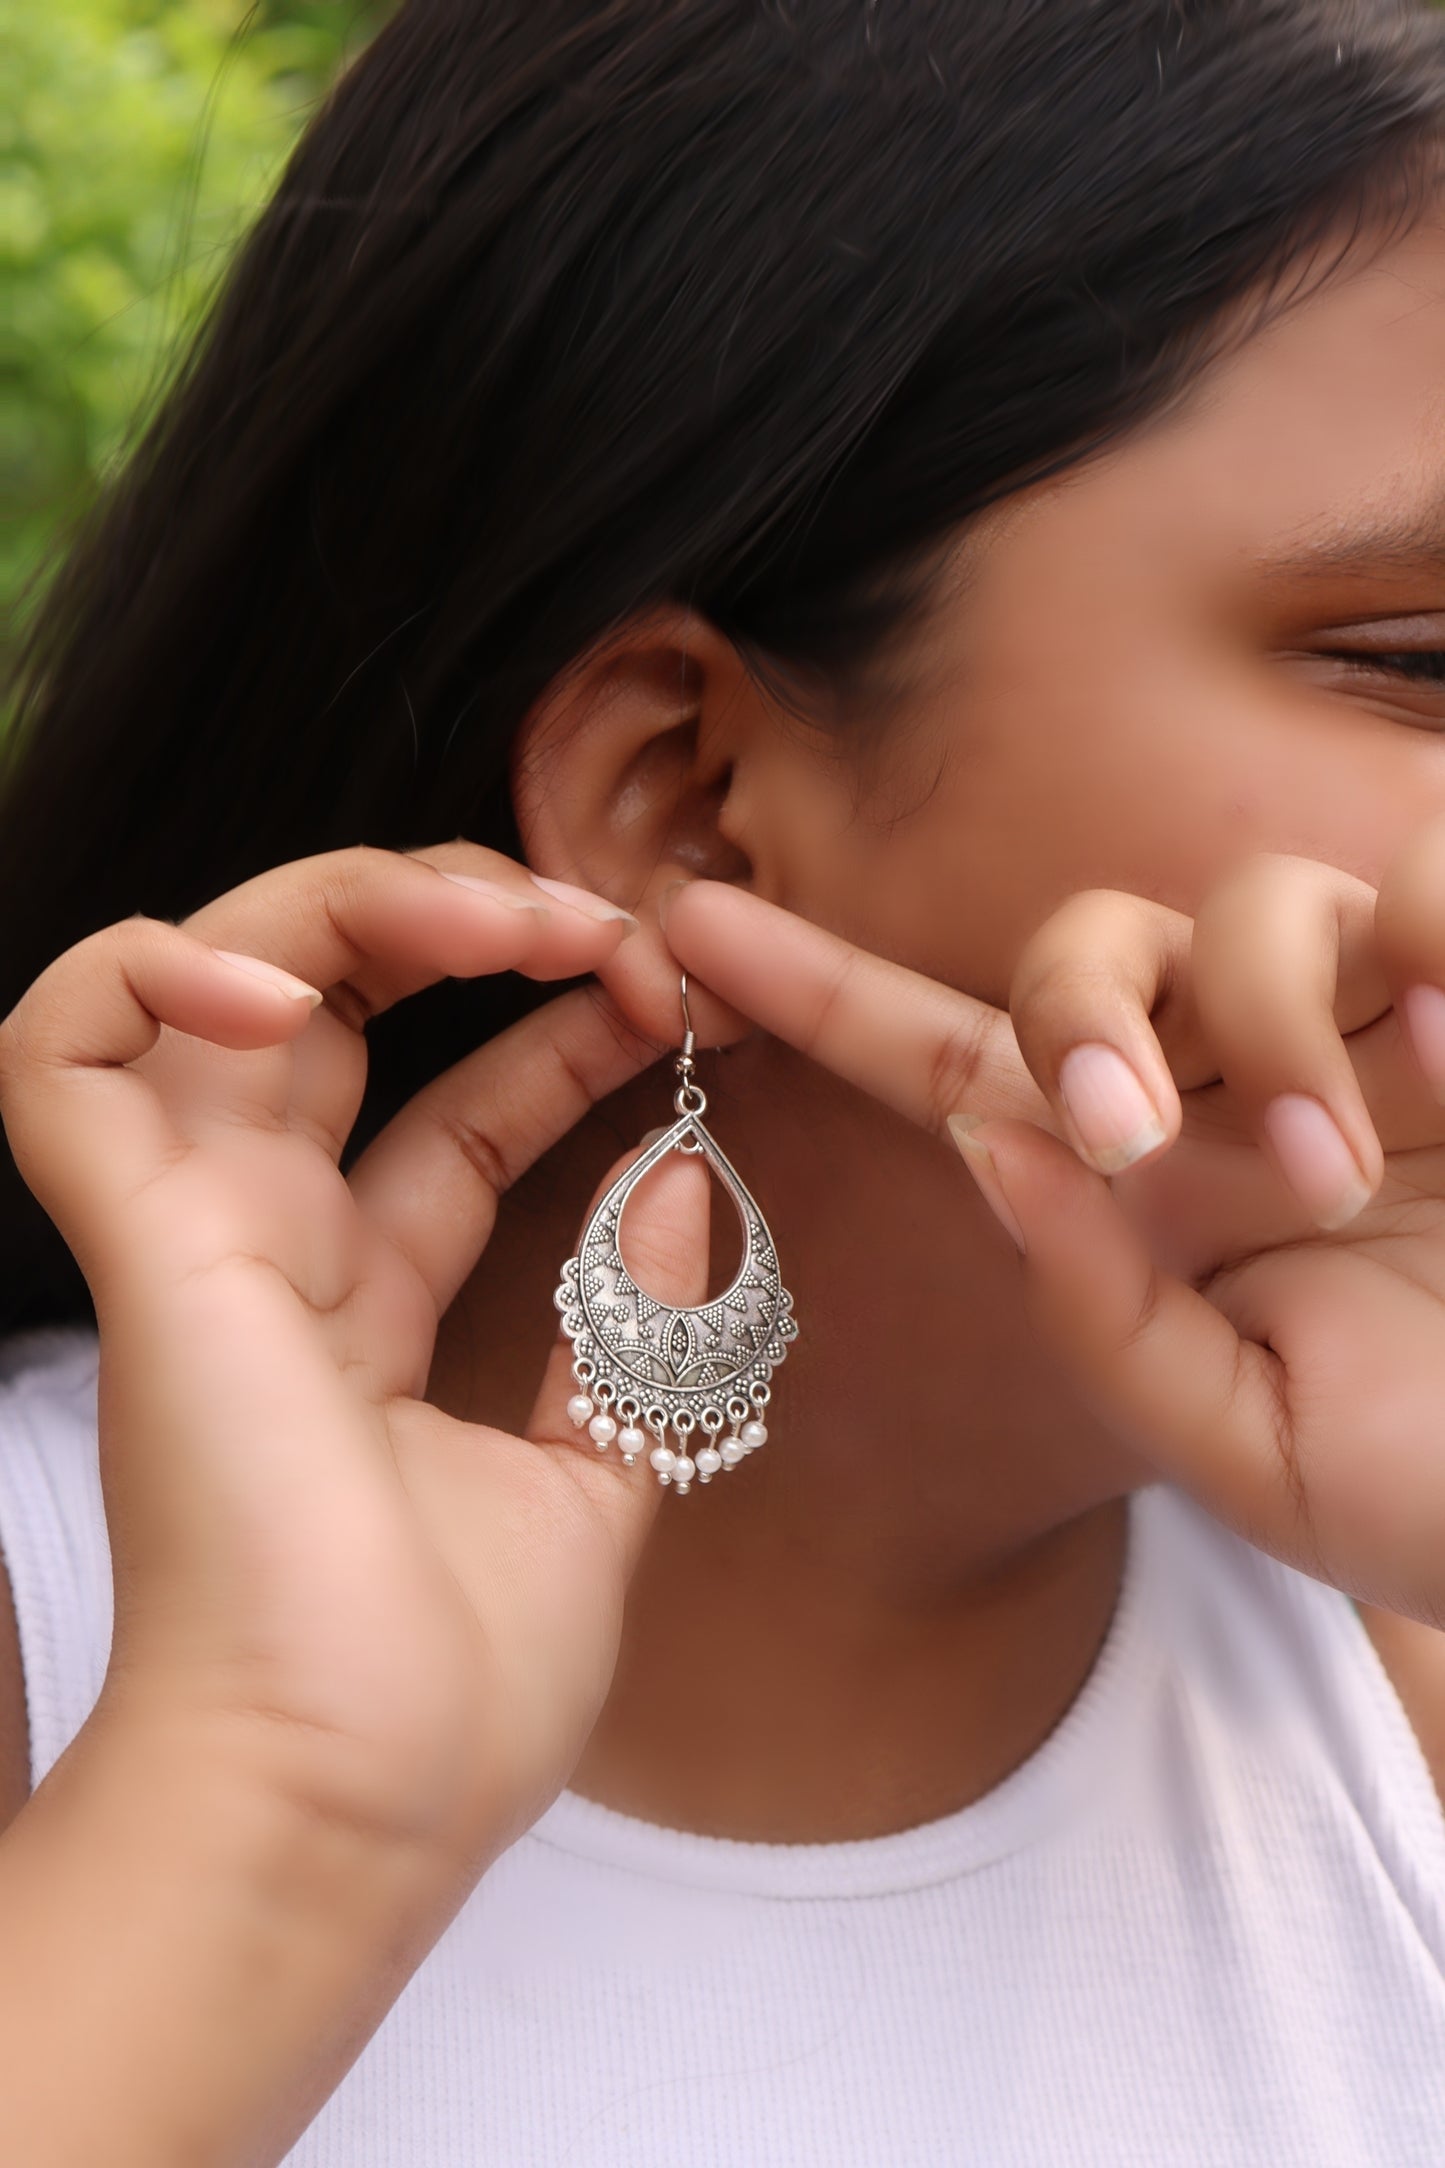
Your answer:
554;971;798;1495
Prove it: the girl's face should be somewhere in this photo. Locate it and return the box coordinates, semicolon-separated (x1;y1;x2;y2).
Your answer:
735;217;1445;1001
502;217;1445;1563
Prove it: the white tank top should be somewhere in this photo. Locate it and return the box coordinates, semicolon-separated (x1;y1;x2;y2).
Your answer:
1;1323;1441;2166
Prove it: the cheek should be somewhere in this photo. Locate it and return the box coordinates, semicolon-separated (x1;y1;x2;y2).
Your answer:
794;660;1443;1007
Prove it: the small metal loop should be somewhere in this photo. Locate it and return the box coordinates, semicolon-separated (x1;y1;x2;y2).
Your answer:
674;1079;708;1119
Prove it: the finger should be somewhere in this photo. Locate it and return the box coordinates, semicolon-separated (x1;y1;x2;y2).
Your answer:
949;1118;1310;1567
345;984;663;1314
184;843;638;1007
1008;890;1194;1175
528;1139;713;1565
175;844;638;1153
660;880;1045;1135
1375;811;1445;1110
404;845;642;979
1191;856;1389;1230
0;918;323;1285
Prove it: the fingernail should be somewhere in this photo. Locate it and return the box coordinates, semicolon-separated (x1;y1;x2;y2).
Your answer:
437;871;547;914
526;874;639;931
946;1116;1026;1253
638;1126;669;1149
1262;1094;1372;1230
1402;985;1445;1103
211;948;324;1008
1057;1043;1166;1173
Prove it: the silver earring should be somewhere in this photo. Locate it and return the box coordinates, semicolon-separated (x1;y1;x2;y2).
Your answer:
554;972;798;1494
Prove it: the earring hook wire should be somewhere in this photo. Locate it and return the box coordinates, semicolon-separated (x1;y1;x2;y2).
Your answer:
674;968;705;1128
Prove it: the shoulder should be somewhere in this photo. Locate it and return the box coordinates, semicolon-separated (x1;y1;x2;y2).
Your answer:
0;1326;107;1829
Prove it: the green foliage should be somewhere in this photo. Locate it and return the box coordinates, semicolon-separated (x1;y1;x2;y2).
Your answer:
3;1;384;623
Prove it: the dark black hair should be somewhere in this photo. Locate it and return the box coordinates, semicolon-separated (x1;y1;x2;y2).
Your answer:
4;0;1444;1332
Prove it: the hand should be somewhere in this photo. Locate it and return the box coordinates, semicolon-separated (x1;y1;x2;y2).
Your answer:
0;844;707;1869
662;815;1445;1625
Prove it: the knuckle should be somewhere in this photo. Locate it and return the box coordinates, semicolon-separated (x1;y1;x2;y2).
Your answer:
0;914;186;1092
0;1010;23;1097
798;945;861;1059
578;980;661;1067
1115;1260;1165;1356
291;842;399;883
1196;852;1353;932
1376;812;1445;933
1015;890;1162;994
424;1099;515;1200
923;1008;996;1125
1015;947;1116;1015
403;838;496;876
305;843;405;921
1251;1362;1318;1567
1217;851;1319;894
337;842;408;882
1036;887;1155;940
1216;851;1305;890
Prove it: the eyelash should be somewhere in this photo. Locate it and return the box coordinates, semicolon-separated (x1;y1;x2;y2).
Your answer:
1329;648;1445;685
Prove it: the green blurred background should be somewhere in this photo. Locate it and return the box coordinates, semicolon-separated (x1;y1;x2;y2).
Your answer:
4;1;389;633
8;1;1444;648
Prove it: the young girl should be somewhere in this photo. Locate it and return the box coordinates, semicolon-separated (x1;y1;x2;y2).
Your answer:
1;2;1442;2161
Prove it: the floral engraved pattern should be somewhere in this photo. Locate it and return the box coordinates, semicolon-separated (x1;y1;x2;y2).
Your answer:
554;1112;798;1428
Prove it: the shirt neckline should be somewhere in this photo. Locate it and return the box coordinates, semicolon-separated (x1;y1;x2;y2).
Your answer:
3;1326;1169;1900
527;1486;1166;1899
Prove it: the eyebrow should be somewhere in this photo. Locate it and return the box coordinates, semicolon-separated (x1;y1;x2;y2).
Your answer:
1260;490;1445;581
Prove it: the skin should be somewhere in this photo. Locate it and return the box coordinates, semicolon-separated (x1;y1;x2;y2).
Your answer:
437;214;1445;1834
0;215;1440;2160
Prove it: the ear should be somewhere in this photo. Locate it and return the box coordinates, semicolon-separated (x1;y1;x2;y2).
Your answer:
511;605;769;1048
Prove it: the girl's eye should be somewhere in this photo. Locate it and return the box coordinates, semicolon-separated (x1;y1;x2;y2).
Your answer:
1280;632;1445;729
1324;648;1445;684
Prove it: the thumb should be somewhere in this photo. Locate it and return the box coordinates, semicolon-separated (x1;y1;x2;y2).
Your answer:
527;1133;712;1565
949;1116;1294;1556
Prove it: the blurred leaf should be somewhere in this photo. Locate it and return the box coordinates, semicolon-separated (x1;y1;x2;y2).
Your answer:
3;0;389;633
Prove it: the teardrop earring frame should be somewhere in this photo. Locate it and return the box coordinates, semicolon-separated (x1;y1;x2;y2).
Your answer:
554;973;798;1494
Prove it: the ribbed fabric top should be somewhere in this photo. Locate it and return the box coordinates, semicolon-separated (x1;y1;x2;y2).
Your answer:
1;1322;1442;2165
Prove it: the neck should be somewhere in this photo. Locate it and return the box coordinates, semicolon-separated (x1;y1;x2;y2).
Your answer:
429;1090;1132;1844
568;1485;1127;1842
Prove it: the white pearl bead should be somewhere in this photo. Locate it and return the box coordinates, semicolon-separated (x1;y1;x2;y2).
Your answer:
618;1425;646;1459
740;1419;768;1449
720;1437;746;1465
696;1445;722;1478
649;1443;677;1475
673;1455;696;1487
566;1394;594;1428
588;1413;617;1446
